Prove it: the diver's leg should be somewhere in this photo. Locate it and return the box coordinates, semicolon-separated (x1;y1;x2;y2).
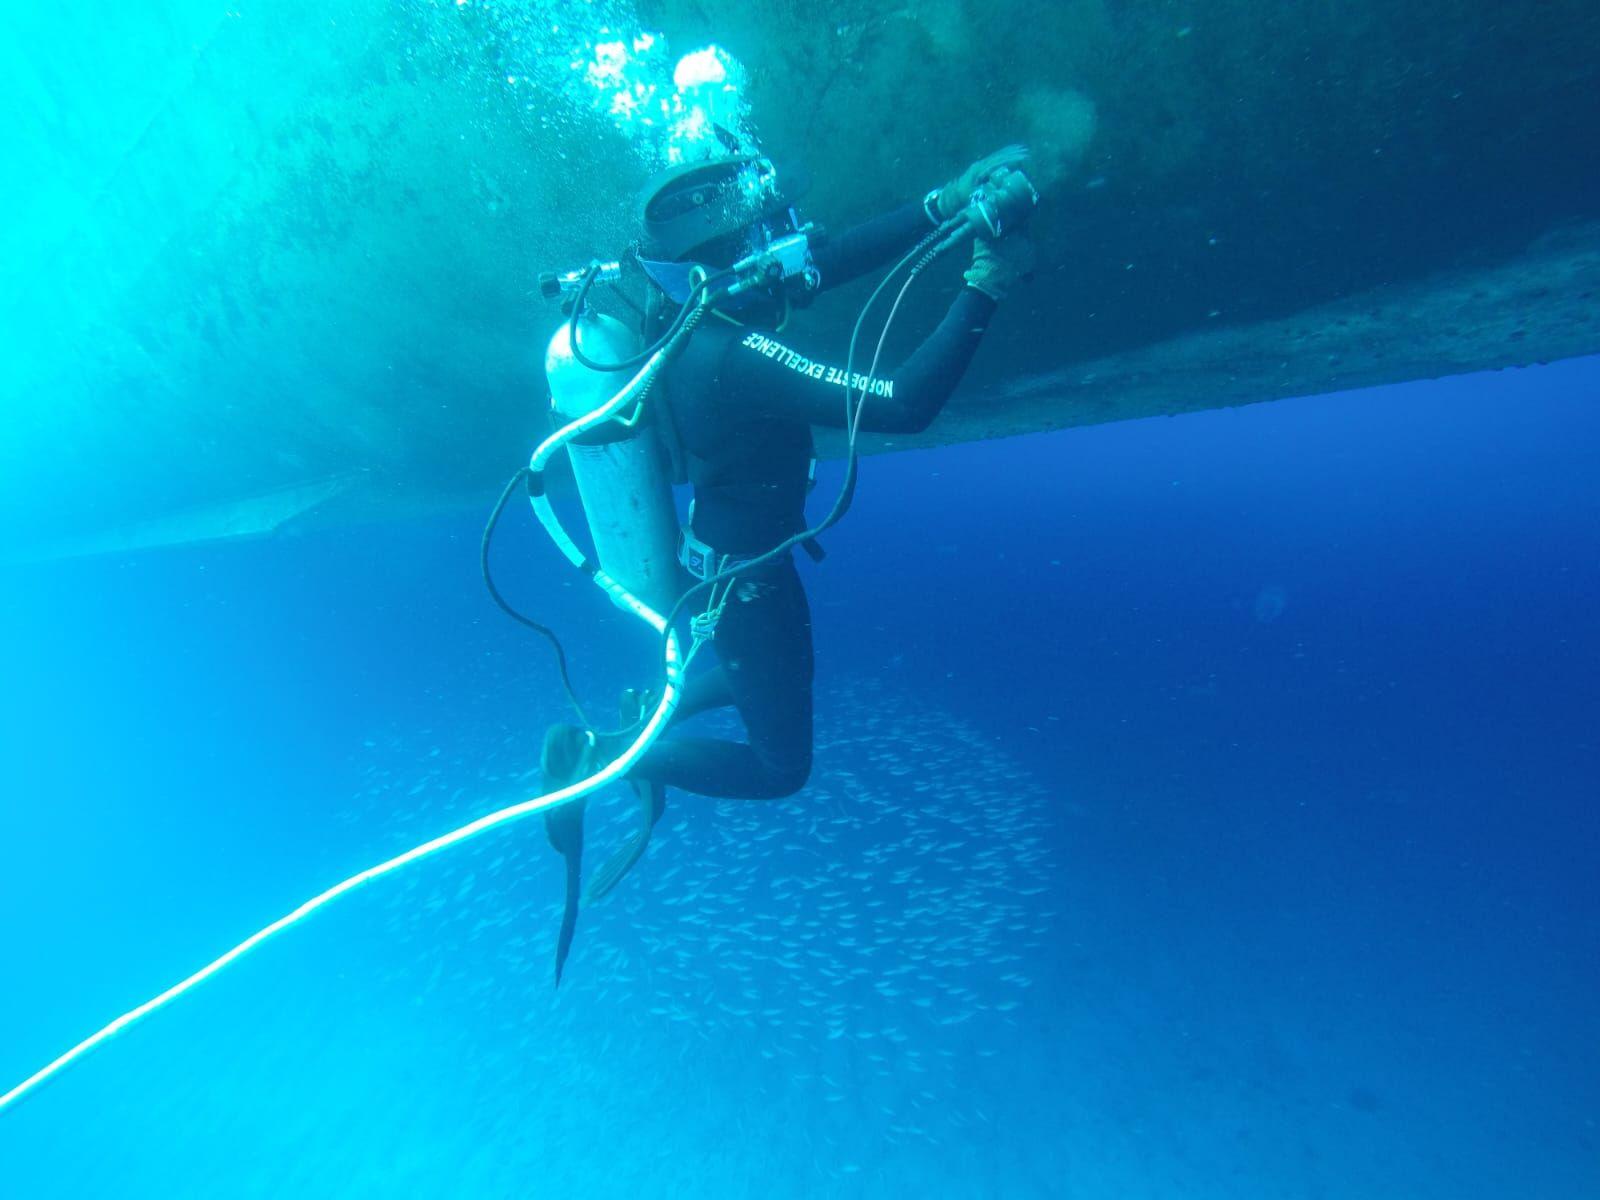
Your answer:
624;558;814;799
609;662;731;845
672;664;736;723
586;565;811;902
619;663;733;735
718;560;814;791
587;663;737;906
590;663;737;904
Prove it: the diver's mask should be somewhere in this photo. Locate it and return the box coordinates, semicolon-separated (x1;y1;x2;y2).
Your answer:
637;204;821;312
539;156;821;326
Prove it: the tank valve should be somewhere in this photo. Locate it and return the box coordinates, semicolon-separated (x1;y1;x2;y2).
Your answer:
539;261;622;301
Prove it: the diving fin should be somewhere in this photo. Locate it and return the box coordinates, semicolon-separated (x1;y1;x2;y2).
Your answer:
540;724;594;987
547;802;584;987
583;687;667;906
584;778;666;906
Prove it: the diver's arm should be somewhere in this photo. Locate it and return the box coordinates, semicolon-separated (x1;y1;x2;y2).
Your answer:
810;201;934;292
812;146;1032;292
723;287;997;435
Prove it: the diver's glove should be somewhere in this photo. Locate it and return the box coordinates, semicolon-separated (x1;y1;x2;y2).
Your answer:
928;144;1031;223
964;232;1036;302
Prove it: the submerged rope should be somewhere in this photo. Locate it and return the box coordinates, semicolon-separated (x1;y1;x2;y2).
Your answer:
0;668;689;1115
0;319;704;1115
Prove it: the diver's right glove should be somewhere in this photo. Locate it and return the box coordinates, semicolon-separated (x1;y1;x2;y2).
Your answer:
928;144;1031;223
964;232;1036;302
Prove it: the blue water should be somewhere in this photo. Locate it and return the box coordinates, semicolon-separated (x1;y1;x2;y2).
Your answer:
2;358;1596;1196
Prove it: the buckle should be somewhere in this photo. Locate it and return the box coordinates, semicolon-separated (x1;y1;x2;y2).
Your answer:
679;529;716;580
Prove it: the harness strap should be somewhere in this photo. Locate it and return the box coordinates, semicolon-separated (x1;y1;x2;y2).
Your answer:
679;523;825;579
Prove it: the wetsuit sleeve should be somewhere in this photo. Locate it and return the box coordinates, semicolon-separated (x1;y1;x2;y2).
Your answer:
811;200;935;292
722;288;998;434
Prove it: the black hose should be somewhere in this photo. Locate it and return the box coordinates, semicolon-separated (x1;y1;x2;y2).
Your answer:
480;466;592;728
569;262;728;373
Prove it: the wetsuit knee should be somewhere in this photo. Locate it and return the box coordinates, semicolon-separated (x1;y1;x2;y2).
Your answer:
760;750;812;799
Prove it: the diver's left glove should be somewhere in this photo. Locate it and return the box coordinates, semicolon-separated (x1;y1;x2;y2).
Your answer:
928;144;1031;223
964;231;1036;302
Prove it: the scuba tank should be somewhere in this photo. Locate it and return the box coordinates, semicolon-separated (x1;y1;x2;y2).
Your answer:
543;310;684;615
540;305;693;986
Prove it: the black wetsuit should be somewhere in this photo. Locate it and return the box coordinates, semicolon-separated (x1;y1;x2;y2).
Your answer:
625;201;998;799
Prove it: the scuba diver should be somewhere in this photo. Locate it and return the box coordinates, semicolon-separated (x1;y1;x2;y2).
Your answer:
533;145;1040;982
